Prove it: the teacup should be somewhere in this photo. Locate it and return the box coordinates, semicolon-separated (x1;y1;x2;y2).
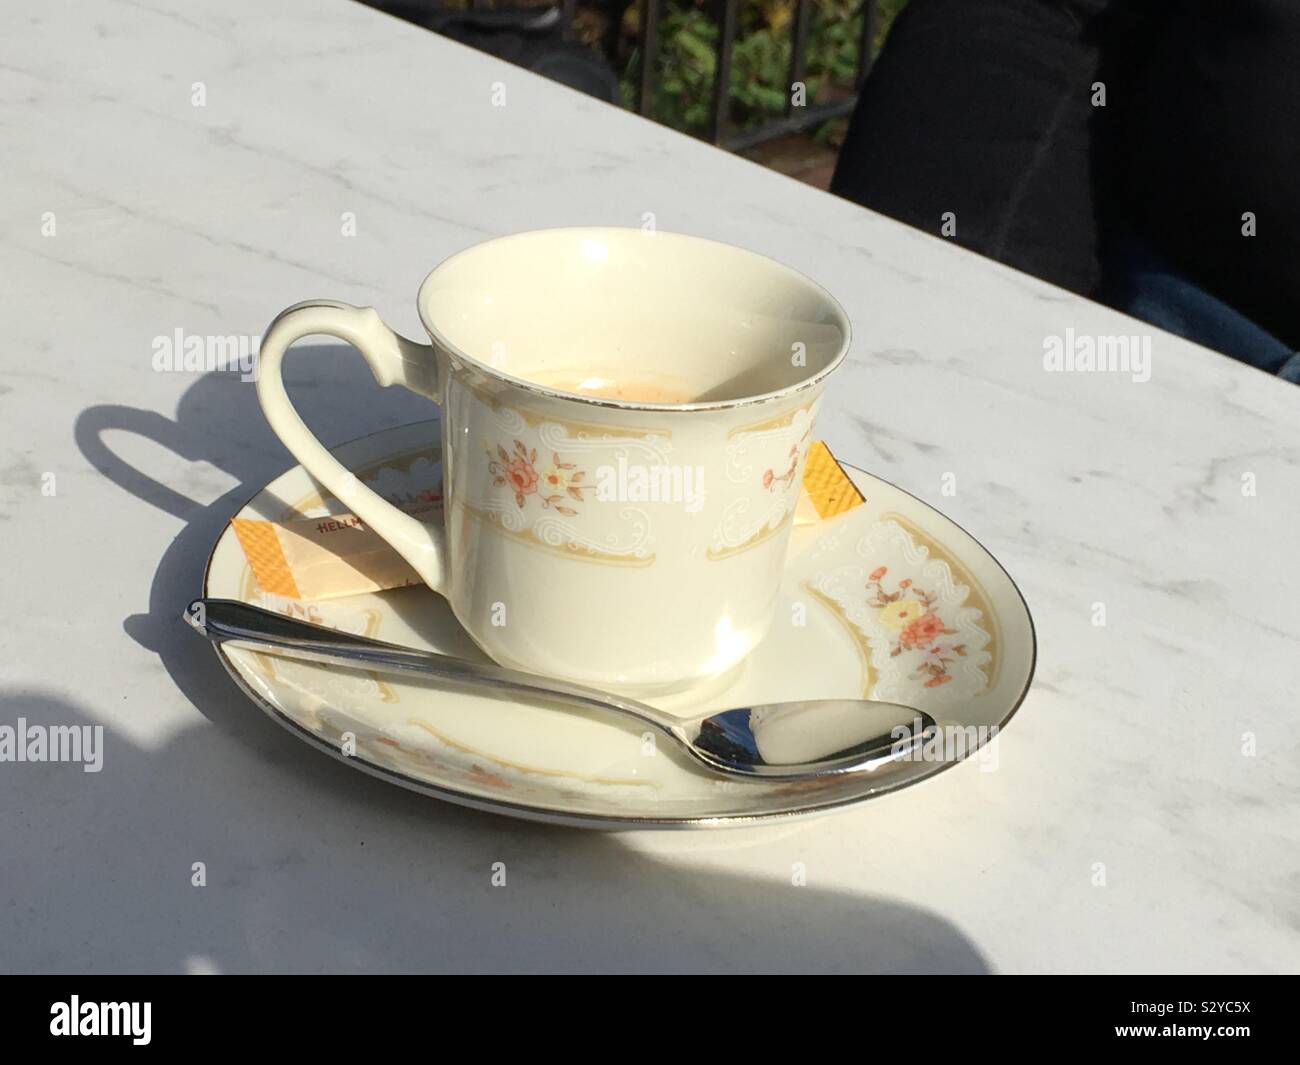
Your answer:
257;227;850;695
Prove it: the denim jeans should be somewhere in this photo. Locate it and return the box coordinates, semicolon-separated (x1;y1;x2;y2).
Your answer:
1104;235;1300;385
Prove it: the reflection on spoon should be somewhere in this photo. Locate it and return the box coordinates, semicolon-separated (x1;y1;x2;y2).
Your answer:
687;701;938;778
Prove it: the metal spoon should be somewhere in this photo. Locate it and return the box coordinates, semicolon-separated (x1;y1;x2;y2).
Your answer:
187;598;937;780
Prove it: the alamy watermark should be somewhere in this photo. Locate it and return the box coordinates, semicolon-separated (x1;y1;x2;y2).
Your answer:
1043;329;1151;383
152;328;259;381
891;718;1000;772
595;458;706;513
50;997;150;1045
0;719;104;772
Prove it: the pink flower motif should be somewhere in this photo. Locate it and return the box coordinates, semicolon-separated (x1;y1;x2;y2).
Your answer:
487;440;586;515
900;612;947;650
503;456;538;505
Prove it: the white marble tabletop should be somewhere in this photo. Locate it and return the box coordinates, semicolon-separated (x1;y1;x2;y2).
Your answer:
2;0;1297;974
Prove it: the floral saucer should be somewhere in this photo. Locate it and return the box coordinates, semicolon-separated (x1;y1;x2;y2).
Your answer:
204;420;1035;828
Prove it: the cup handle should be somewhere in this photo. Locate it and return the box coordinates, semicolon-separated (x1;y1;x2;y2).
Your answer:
255;299;448;594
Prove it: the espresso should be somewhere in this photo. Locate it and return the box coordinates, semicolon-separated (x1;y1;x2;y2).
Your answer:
534;373;696;405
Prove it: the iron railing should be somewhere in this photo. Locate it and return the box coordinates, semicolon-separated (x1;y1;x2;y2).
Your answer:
365;1;884;152
634;0;882;150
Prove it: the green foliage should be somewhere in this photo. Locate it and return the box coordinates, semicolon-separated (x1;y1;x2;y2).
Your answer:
621;0;909;137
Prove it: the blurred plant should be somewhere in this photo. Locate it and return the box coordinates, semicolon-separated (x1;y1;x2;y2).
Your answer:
619;0;908;137
417;0;909;140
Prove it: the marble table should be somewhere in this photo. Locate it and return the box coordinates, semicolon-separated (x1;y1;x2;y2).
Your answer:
2;0;1296;974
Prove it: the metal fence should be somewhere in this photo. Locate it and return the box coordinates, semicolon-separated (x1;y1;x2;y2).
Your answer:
632;0;882;151
368;1;883;152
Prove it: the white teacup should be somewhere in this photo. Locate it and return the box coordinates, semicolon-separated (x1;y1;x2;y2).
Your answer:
257;227;850;696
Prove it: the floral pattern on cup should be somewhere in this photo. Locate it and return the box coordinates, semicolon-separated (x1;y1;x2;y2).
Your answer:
762;442;801;493
464;406;666;564
867;565;968;689
487;439;589;517
712;407;817;559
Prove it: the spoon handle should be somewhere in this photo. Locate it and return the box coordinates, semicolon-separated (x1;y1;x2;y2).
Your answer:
187;598;680;733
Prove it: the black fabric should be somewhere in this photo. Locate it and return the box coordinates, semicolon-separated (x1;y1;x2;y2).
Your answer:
832;0;1300;351
1125;0;1300;350
830;0;1118;295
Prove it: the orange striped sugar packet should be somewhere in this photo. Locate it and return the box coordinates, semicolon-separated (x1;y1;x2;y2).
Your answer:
231;491;439;602
795;440;865;524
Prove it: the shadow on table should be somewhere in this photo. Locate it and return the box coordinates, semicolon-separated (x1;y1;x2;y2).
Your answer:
1;688;988;973
48;355;991;974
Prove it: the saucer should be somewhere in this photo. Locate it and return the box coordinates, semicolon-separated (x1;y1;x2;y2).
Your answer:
204;420;1035;828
